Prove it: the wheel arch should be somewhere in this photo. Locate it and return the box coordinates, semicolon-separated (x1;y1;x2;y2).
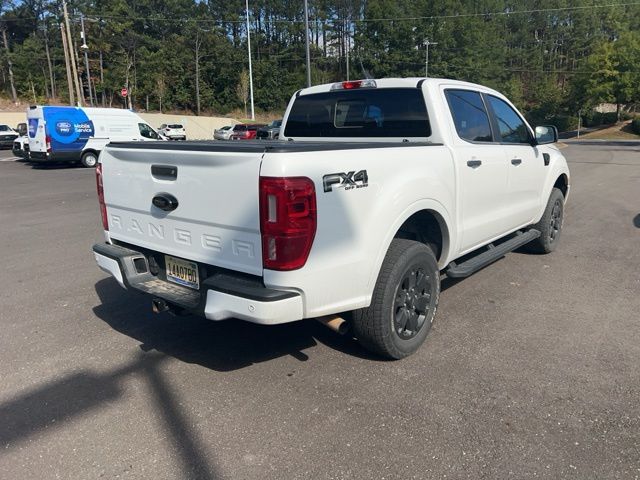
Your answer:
81;148;100;159
366;200;454;295
553;173;569;199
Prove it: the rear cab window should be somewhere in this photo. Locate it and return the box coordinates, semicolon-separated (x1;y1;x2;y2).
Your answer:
284;88;431;138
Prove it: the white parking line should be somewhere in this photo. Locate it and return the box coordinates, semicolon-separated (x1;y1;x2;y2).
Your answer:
0;156;19;162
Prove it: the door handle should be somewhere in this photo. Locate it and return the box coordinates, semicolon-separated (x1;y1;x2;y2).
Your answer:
467;160;482;168
511;158;522;166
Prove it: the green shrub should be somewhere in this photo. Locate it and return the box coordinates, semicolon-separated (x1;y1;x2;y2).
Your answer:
582;111;603;127
547;115;579;132
631;118;640;135
602;112;619;124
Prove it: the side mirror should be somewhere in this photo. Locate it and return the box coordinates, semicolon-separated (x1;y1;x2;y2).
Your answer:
534;125;558;145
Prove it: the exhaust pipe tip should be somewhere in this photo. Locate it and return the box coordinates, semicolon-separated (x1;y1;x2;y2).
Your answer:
152;298;169;314
316;315;349;335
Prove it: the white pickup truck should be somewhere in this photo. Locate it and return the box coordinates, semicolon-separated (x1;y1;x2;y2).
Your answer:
93;78;569;359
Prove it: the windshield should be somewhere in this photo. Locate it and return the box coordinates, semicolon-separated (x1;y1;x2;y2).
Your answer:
0;125;12;132
284;88;430;138
270;120;282;128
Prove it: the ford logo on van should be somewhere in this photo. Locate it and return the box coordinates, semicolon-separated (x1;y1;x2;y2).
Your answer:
55;121;74;136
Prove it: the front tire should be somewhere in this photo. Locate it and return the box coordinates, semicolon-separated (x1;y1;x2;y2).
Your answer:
81;151;98;168
527;187;565;253
352;239;440;359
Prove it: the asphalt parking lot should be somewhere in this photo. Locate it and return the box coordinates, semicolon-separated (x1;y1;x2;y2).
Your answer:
1;143;639;479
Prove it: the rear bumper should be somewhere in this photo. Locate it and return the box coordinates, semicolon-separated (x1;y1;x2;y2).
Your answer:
93;242;303;325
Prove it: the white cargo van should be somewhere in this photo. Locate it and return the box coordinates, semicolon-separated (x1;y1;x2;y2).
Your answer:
27;106;163;167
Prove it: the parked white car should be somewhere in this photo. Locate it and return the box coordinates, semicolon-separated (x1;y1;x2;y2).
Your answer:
93;78;569;359
12;135;29;159
214;125;234;140
159;124;187;141
0;124;19;149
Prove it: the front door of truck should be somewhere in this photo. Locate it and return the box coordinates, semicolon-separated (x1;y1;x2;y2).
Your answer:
484;94;547;228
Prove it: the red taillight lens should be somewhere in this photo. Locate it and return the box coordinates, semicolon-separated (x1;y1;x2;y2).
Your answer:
342;80;362;89
96;163;108;231
259;177;316;271
45;134;51;152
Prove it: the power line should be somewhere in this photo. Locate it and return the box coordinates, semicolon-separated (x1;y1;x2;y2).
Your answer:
2;1;636;25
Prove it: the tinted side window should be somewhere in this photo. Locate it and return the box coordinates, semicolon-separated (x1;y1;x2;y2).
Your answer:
444;90;493;142
138;123;157;139
487;96;530;144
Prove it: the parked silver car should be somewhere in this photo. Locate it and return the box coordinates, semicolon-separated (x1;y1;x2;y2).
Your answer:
214;125;234;140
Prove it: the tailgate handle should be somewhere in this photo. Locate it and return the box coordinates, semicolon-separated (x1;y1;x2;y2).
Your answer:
152;193;179;212
151;165;178;180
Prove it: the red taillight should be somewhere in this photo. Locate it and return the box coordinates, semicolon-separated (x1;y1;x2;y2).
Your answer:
45;134;51;152
331;79;377;91
259;177;316;271
96;163;108;231
342;81;362;89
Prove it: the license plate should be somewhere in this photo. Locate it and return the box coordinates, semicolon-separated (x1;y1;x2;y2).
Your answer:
165;255;199;290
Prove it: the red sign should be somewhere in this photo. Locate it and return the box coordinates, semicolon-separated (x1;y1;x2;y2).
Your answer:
121;87;128;97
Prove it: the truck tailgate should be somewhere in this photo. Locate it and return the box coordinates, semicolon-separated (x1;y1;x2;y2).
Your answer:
101;145;264;276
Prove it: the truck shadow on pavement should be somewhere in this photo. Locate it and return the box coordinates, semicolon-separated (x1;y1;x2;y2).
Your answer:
92;278;380;372
0;351;219;479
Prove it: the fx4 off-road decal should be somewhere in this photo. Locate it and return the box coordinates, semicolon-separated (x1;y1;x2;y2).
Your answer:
323;170;368;192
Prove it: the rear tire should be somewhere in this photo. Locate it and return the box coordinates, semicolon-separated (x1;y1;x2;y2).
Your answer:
526;187;565;254
352;239;440;359
81;151;98;168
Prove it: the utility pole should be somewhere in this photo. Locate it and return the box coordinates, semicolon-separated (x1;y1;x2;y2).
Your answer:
245;0;255;120
425;39;438;78
303;0;311;87
195;29;201;116
345;19;349;81
63;0;83;106
80;15;93;106
60;24;75;105
577;109;582;138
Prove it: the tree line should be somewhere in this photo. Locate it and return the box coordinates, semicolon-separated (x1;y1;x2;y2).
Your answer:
1;0;639;128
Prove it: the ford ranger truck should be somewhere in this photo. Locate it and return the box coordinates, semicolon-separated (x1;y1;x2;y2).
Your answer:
93;78;570;359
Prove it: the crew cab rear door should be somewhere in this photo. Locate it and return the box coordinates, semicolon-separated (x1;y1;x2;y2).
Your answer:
100;143;264;276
